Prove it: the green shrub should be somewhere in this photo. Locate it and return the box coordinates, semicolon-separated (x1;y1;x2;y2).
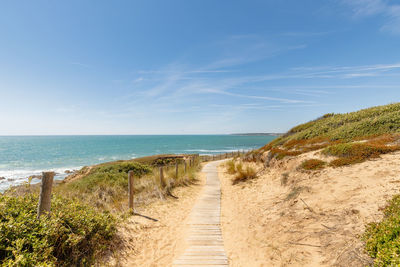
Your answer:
0;194;116;266
271;103;400;145
363;195;400;266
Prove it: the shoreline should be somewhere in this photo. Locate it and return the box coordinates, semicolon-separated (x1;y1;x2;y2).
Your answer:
0;148;256;192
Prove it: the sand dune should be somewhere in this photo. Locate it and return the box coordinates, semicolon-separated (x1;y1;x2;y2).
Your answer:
219;150;400;266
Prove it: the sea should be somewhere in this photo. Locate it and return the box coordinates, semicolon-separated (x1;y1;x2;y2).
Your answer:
0;135;276;191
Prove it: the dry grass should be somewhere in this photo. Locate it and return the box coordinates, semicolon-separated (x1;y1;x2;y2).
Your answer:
285;186;310;201
300;159;327;170
323;141;400;167
54;156;201;212
226;160;236;174
270;147;302;160
281;172;289;186
229;162;257;185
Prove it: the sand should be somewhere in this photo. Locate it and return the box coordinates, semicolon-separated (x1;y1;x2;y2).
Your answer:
104;171;206;267
103;150;400;266
219;150;400;266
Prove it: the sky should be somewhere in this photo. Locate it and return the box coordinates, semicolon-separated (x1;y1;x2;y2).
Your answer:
0;0;400;135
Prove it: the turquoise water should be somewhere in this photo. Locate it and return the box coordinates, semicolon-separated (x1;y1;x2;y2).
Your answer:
0;135;276;190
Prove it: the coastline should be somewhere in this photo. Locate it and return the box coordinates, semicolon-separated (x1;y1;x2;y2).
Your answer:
0;134;277;192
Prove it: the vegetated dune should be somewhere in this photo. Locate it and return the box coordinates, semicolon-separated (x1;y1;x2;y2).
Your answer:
220;151;400;266
220;102;400;266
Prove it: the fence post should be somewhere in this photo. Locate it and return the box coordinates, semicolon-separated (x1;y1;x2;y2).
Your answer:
128;170;134;211
184;161;187;173
175;162;179;178
37;172;54;219
159;166;166;188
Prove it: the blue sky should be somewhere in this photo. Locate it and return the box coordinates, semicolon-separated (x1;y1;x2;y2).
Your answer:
1;0;400;135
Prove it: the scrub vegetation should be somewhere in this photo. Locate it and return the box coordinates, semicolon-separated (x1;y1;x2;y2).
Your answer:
0;155;201;266
254;103;400;170
250;102;400;266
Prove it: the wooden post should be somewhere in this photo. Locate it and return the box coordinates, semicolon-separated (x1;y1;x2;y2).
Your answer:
128;170;134;211
175;162;179;178
37;172;54;219
159;166;166;188
184;161;187;173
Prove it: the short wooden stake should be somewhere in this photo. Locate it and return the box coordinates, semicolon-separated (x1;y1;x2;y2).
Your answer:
159;166;166;188
128;170;134;211
37;172;54;219
175;162;179;178
184;161;187;173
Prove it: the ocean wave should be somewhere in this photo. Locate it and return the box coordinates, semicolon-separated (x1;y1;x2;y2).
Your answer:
0;166;82;180
0;166;82;192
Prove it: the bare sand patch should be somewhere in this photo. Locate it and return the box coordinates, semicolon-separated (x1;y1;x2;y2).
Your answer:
219;151;400;266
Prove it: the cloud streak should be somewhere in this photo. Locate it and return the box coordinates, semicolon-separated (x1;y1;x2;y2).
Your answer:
342;0;400;34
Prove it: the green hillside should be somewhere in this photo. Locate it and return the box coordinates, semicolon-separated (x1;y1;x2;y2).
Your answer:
275;102;400;144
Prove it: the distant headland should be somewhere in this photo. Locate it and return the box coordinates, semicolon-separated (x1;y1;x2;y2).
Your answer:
230;133;283;136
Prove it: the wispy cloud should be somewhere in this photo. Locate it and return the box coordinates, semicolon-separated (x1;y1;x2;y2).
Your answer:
70;62;91;68
281;31;334;37
341;0;400;34
202;89;313;104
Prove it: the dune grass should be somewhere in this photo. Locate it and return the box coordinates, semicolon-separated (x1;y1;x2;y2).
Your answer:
252;102;400;265
322;142;400;167
254;103;400;168
225;160;257;185
300;159;327;170
57;157;200;211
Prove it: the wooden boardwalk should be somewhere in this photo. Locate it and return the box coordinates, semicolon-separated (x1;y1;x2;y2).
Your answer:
173;161;228;267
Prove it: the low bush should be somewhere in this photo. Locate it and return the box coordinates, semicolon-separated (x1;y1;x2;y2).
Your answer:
59;162;152;210
322;142;400;167
300;159;327;170
226;160;236;174
0;194;116;266
270;148;302;160
232;164;257;185
363;194;400;266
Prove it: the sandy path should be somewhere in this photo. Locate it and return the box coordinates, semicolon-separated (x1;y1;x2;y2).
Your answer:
219;151;400;266
173;161;228;266
106;169;207;266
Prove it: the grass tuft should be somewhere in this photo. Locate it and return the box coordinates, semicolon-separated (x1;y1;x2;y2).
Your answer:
300;159;327;170
228;161;257;185
281;172;289;186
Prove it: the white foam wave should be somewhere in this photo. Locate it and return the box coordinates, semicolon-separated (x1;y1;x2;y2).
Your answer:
0;166;83;192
